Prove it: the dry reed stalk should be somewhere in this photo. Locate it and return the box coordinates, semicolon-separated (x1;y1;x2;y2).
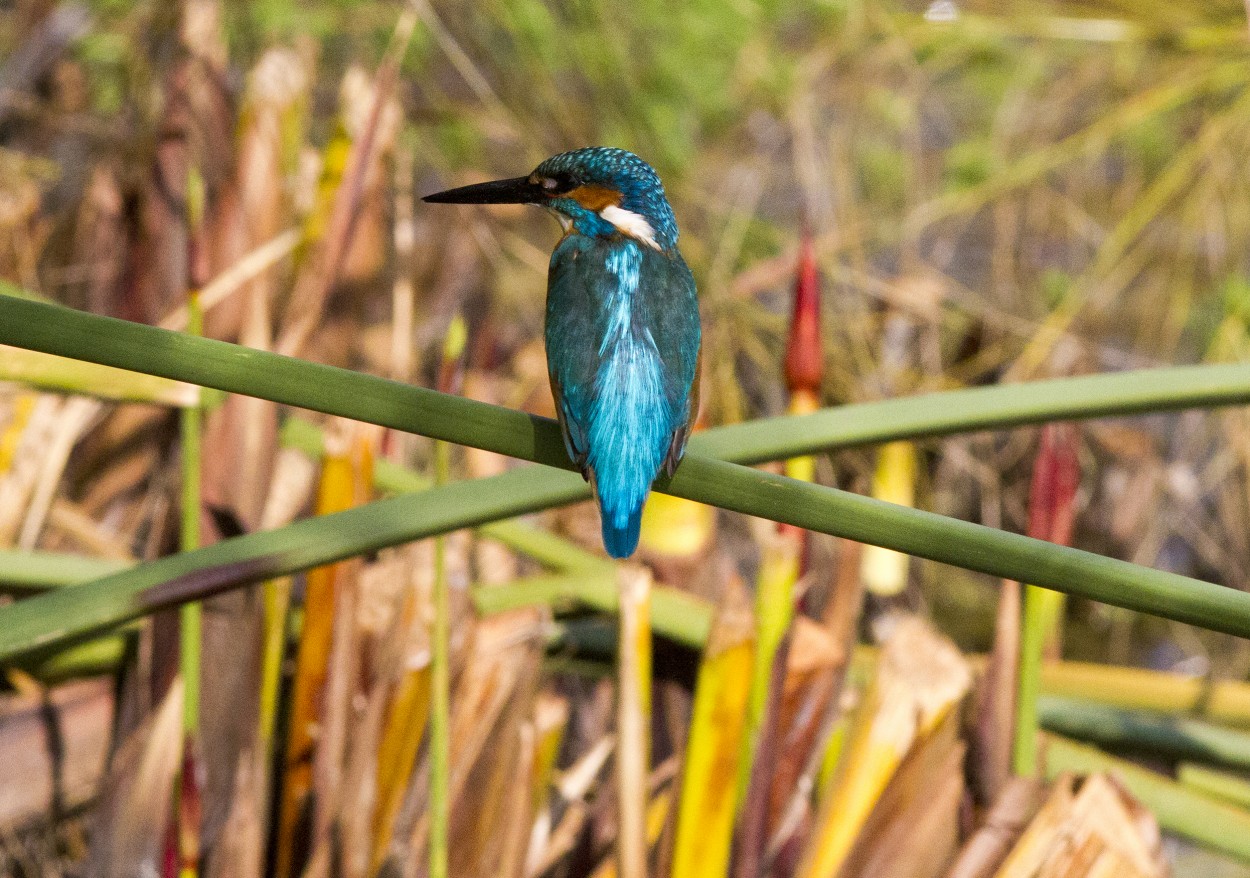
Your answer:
85;678;184;877
764;620;843;838
450;644;543;878
995;773;1166;878
975;570;1021;804
18;395;99;550
839;707;965;878
769;541;867;863
74;443;161;538
735;528;805;871
615;565;653;878
734;620;794;878
0;393;67;543
368;546;435;868
337;65;402;290
383;606;543;873
744;529;802;767
205;48;305;342
274;9;416;359
495;720;538;878
518;692;570;875
65;161;126;315
306;555;364;858
796;615;972;878
527;732;615;876
45;498;137;561
254;445;319;817
275;424;373;878
335;554;415;878
157;230;300;334
0;677;112;831
944;776;1046;878
199;50;308;540
591;786;676;878
370;656;430;870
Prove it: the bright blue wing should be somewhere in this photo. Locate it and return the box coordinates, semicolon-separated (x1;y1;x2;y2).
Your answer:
545;234;700;557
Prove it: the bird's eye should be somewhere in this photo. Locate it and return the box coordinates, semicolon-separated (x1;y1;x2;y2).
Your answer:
541;177;561;191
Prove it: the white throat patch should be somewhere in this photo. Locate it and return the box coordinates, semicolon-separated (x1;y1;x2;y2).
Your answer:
600;205;661;250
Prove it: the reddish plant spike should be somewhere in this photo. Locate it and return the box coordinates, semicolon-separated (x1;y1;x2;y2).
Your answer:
178;741;203;876
1028;423;1080;546
784;231;823;396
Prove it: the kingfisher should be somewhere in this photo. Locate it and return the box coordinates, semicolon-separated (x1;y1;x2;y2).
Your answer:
424;147;701;558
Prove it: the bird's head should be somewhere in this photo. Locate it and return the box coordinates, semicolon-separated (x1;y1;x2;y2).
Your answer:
423;147;678;251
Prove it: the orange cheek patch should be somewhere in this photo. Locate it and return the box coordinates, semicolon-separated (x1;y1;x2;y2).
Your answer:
567;185;622;211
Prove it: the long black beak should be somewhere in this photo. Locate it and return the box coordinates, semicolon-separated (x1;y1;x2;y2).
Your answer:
422;176;543;205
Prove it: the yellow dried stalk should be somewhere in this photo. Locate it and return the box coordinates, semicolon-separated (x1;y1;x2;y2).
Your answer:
370;542;444;870
0;345;199;405
842;708;965;878
370;662;431;865
529;693;570;817
1036;660;1250;724
275;427;371;878
797;616;971;878
0;392;89;547
783;387;820;483
860;440;917;597
616;565;653;878
670;596;754;878
257;447;318;746
637;491;716;560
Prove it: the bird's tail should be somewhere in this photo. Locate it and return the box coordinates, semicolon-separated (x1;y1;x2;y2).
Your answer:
600;499;644;559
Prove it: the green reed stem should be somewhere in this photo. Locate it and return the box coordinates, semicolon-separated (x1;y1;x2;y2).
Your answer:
430;436;451;878
1013;584;1049;777
5;295;1250;657
180;292;203;734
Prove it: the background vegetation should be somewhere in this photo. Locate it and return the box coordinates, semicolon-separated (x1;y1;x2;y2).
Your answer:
6;0;1250;876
